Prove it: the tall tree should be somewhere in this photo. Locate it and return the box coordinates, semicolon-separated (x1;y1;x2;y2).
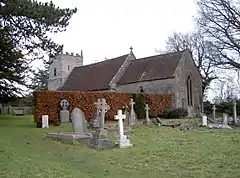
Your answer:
197;0;240;70
0;27;26;103
159;32;217;95
0;0;77;101
29;63;49;91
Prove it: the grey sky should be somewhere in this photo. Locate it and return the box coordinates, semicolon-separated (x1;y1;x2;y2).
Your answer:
36;0;197;67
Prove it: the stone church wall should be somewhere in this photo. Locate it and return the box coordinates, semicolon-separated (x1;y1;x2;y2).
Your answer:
117;78;176;107
174;51;203;116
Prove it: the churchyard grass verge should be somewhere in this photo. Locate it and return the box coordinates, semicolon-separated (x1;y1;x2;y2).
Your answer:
1;115;240;177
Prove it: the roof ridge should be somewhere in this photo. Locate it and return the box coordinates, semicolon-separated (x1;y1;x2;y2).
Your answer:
75;54;129;69
135;50;184;61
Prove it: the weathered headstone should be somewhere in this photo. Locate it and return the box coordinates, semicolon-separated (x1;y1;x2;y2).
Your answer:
90;99;101;128
47;108;92;144
223;113;228;125
202;115;207;126
99;98;110;129
143;104;151;124
128;99;137;126
71;108;87;134
212;104;216;120
42;115;49;128
233;100;237;125
114;109;132;148
60;99;70;123
88;98;115;149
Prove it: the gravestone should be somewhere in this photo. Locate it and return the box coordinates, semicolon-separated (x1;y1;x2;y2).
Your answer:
143;104;151;125
128;99;137;126
88;98;115;149
42;115;49;128
212;104;216;120
233;100;237;125
71;108;87;134
99;98;110;129
47;108;92;144
60;99;70;123
89;99;101;128
202;115;207;126
114;109;132;148
223;113;228;126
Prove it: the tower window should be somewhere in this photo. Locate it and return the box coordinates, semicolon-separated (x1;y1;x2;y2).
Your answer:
68;65;70;71
54;68;57;76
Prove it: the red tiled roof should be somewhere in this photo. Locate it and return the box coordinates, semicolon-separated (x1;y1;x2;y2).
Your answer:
59;54;129;91
117;51;184;85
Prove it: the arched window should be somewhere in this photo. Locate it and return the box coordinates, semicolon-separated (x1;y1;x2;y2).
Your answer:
54;68;57;76
68;65;70;71
187;75;193;106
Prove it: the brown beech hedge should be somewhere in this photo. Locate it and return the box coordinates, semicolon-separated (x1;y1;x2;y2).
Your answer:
34;91;173;127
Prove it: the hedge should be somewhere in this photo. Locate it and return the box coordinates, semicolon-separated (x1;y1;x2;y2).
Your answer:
34;91;173;127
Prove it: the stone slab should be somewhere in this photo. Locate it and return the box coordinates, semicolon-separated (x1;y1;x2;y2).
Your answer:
47;132;92;144
87;129;116;150
208;124;232;129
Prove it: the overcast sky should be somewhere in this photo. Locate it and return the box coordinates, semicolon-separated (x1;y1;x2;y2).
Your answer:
37;0;197;66
35;0;236;101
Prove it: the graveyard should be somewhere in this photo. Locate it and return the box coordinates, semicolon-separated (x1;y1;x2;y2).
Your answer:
1;110;240;177
1;92;240;177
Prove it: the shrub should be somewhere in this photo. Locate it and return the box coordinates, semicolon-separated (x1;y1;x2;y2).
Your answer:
163;108;188;119
34;91;173;127
132;93;145;120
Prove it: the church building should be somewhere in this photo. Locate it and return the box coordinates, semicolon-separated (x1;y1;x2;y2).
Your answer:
48;48;203;117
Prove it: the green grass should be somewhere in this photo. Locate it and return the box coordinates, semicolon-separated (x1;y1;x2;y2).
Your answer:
0;115;240;178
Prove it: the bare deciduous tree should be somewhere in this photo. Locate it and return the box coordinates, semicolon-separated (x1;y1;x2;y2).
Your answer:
197;0;240;70
158;32;217;95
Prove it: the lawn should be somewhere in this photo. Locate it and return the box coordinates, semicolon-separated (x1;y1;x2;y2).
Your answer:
0;115;240;178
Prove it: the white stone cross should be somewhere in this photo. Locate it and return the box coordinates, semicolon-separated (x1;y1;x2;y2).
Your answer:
99;98;110;129
129;99;135;111
212;104;216;120
145;104;150;121
114;110;126;137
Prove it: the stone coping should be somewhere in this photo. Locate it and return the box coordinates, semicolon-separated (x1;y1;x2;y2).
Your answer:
46;132;92;144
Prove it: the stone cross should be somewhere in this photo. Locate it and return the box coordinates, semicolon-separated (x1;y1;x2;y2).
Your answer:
145;104;150;122
128;99;137;126
99;98;110;129
60;99;69;110
94;98;101;116
212;104;216;120
114;109;126;137
60;99;70;123
129;99;135;111
233;100;237;124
